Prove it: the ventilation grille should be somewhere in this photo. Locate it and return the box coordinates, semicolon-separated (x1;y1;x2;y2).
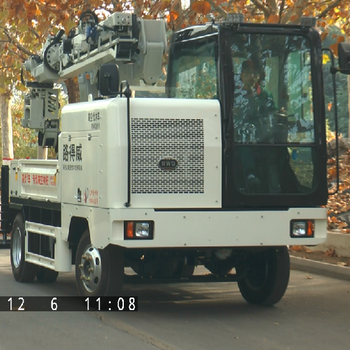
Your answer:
131;118;204;194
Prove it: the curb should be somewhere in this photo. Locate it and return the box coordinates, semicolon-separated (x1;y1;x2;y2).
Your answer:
290;256;350;281
308;232;350;258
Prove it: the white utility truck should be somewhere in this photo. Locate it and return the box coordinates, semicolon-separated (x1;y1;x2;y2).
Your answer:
1;11;350;305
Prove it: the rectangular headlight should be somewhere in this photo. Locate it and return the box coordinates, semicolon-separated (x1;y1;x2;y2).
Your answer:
135;222;150;238
124;221;154;240
290;220;314;238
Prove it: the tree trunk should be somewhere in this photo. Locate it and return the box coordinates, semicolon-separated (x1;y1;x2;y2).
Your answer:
65;78;80;103
134;1;142;16
348;36;350;138
0;92;14;162
348;74;350;138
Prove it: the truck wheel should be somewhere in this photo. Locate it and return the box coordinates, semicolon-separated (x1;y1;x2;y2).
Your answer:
36;267;59;283
10;214;38;282
75;230;124;297
237;247;290;306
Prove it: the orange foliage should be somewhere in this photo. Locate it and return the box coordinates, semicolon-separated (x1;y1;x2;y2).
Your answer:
167;10;179;23
320;32;328;41
330;43;338;56
192;1;211;16
267;14;279;23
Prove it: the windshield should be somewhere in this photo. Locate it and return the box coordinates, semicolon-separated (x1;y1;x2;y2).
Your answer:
167;29;324;202
230;33;317;195
167;36;218;99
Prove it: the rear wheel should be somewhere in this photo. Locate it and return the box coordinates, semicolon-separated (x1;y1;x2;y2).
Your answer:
10;214;38;282
237;247;290;306
75;230;124;297
36;267;59;283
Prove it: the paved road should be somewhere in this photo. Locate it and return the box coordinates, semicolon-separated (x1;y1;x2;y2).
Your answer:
0;247;349;350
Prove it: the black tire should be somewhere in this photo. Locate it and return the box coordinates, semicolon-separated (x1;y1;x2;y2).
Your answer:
36;267;59;283
75;230;124;297
10;214;38;282
237;246;290;306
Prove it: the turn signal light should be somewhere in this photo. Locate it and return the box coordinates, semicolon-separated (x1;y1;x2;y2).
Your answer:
307;220;314;237
126;222;134;238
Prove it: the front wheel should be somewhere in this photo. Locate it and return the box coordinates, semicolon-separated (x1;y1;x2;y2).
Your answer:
75;230;124;297
10;214;38;282
237;247;290;306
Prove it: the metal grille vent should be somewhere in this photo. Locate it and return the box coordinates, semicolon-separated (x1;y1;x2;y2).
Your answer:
131;118;204;194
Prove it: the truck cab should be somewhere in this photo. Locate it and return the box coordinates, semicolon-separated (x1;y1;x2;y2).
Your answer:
166;19;328;208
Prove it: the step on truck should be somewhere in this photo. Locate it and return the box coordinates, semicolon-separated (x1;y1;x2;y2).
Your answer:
1;11;350;305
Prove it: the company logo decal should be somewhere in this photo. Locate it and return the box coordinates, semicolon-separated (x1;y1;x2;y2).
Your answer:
158;158;178;171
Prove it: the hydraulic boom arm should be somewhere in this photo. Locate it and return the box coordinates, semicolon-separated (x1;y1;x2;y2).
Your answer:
21;10;167;148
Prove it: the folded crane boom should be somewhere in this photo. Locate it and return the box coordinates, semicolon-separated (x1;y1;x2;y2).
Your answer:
21;11;167;147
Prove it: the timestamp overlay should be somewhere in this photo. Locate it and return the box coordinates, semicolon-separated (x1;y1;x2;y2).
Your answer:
0;296;138;311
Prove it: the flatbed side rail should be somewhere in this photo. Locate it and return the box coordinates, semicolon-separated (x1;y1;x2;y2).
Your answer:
0;165;11;245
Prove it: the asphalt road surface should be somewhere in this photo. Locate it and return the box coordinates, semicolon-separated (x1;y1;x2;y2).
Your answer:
0;247;349;350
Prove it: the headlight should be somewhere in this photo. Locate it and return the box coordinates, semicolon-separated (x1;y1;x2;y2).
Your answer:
124;221;154;240
290;220;314;238
135;222;150;238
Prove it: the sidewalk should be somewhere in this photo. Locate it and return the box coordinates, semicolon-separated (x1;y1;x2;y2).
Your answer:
290;255;350;281
290;230;350;281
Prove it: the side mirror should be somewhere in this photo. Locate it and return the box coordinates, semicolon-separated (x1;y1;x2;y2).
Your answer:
98;63;120;96
338;42;350;74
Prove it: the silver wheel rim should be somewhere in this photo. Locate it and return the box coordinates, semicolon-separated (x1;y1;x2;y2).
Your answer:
78;244;102;293
12;227;22;269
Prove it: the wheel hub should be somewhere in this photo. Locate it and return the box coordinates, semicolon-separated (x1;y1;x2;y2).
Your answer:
78;244;102;293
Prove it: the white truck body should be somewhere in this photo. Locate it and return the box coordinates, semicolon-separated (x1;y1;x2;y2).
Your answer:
5;13;339;304
8;97;327;272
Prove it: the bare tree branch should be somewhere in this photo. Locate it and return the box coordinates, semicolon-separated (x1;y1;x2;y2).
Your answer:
282;0;343;24
266;0;278;13
32;0;61;13
8;48;26;61
281;0;305;24
318;0;343;19
2;28;33;57
29;28;40;39
278;0;285;23
206;0;228;18
173;7;192;31
250;0;271;19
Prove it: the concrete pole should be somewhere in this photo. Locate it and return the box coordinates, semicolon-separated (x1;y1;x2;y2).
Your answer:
37;146;48;160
